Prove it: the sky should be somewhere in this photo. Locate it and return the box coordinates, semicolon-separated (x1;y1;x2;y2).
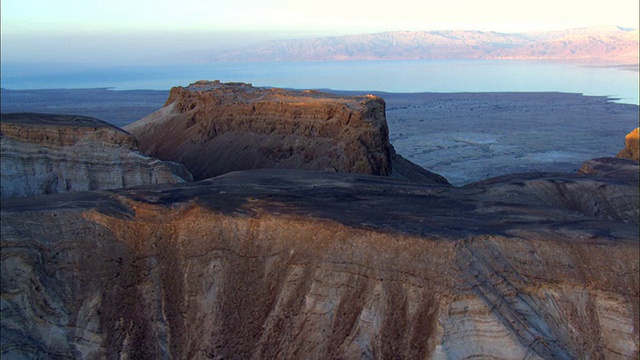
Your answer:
1;0;639;64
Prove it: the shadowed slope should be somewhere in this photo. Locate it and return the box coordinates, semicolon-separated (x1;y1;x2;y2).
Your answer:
1;160;637;359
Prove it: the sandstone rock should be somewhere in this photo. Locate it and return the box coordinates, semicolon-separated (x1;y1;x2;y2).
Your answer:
124;81;447;184
0;113;193;198
1;163;637;359
616;127;640;161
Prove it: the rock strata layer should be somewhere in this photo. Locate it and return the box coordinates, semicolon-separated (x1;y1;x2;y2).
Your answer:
124;81;447;184
0;113;192;198
1;158;637;359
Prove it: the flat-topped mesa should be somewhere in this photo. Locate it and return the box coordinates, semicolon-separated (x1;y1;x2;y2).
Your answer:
0;113;193;198
125;81;445;183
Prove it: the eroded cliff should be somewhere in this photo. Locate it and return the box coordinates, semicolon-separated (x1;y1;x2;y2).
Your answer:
0;113;193;198
1;161;638;359
124;81;447;184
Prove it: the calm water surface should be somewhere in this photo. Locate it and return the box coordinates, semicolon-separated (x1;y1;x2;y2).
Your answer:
2;60;638;104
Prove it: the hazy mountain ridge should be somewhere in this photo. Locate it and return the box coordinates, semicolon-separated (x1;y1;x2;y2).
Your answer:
213;26;639;63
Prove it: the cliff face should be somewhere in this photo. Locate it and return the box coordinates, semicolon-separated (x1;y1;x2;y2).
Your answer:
1;162;638;359
124;81;446;184
616;127;640;161
0;113;192;198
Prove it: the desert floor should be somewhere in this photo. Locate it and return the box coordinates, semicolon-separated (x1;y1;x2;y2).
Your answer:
2;88;637;185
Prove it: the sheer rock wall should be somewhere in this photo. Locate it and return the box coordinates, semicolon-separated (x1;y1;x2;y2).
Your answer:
616;127;639;161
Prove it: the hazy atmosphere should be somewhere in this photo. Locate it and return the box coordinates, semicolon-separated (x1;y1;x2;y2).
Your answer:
2;1;639;358
2;0;639;65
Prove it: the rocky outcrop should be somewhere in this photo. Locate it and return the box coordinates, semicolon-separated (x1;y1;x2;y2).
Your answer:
616;127;639;161
124;81;447;184
0;113;192;198
1;156;638;359
578;156;640;177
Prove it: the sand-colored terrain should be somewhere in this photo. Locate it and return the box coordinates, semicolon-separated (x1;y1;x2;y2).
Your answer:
2;88;638;185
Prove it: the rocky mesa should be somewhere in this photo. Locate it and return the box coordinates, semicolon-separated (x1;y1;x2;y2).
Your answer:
0;113;192;198
124;81;447;184
1;85;638;359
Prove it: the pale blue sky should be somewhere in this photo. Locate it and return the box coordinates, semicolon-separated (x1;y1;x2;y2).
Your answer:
1;0;639;64
3;0;639;34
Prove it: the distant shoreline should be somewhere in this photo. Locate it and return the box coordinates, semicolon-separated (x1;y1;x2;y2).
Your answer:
580;63;639;72
2;59;637;104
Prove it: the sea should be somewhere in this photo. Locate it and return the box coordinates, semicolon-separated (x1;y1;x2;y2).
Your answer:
1;59;638;105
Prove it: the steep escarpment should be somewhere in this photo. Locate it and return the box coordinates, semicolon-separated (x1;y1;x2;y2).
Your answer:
1;159;638;359
0;113;192;198
124;81;447;184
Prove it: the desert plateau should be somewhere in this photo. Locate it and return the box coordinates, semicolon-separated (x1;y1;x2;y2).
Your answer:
3;86;638;186
3;0;640;355
1;81;638;359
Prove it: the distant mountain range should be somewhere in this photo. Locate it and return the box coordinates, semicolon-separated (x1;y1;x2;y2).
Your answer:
212;26;639;63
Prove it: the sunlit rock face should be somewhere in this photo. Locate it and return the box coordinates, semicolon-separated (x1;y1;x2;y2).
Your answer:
124;81;447;184
616;127;640;162
0;113;192;198
1;160;637;359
